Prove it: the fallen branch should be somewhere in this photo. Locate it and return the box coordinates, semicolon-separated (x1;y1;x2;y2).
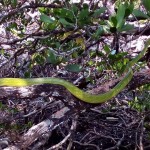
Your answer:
3;103;83;149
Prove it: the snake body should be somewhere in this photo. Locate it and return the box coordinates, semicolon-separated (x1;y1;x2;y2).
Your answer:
0;40;150;104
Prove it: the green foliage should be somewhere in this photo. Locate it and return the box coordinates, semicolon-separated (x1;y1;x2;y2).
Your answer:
129;90;150;112
46;50;61;65
0;2;150;148
32;53;46;65
59;18;74;27
11;0;17;7
142;0;150;13
92;7;106;18
65;64;82;73
78;7;91;26
40;14;54;24
0;0;150;89
93;27;104;39
108;52;129;72
133;9;149;18
108;2;134;32
132;0;150;18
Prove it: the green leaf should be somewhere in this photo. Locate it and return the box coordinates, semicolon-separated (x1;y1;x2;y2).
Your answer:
104;45;111;54
142;0;150;12
94;27;104;38
117;19;125;31
124;2;134;18
0;49;4;55
71;4;78;16
59;18;73;26
54;8;74;22
79;9;89;19
88;60;94;66
11;0;17;7
47;50;57;65
83;3;89;9
116;4;126;28
133;9;149;19
65;64;82;73
40;14;54;24
93;7;106;17
119;24;134;32
78;8;90;25
110;16;117;27
33;54;45;65
60;8;74;21
9;22;17;29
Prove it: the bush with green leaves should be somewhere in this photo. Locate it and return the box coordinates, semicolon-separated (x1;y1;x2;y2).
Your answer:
0;0;149;80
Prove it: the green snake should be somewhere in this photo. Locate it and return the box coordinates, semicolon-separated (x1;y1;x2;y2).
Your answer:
0;39;150;104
